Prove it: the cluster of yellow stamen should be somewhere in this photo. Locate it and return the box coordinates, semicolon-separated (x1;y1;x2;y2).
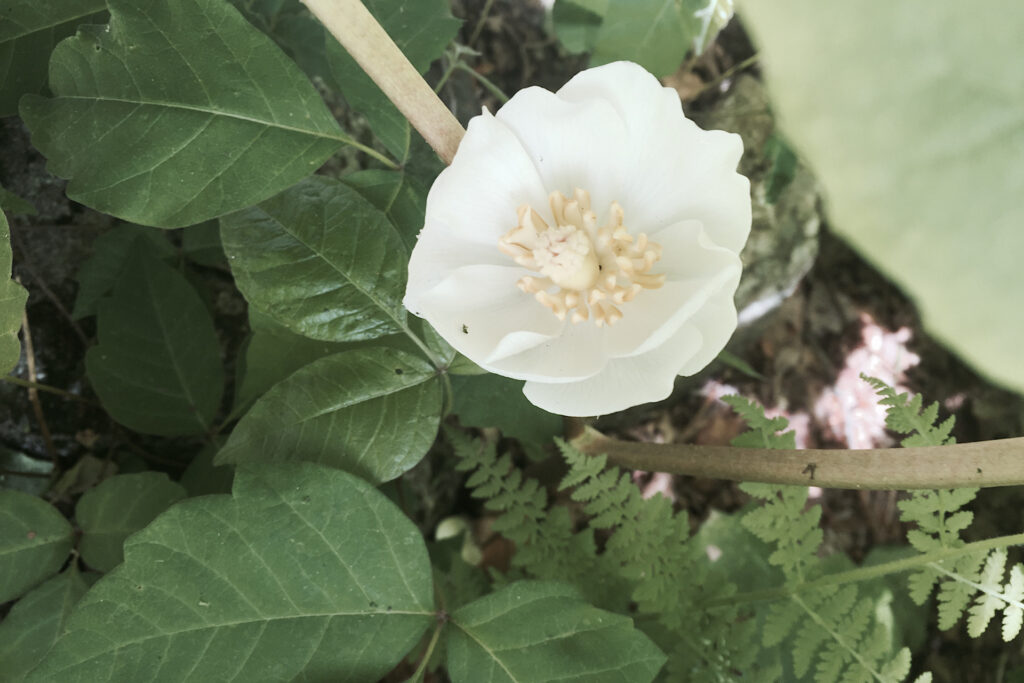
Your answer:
498;189;665;326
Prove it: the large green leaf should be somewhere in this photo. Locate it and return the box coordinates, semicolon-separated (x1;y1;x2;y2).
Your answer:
452;373;560;446
217;348;442;484
220;175;410;343
70;224;175;320
590;0;702;76
19;0;346;228
344;130;444;249
741;0;1024;392
0;490;73;604
85;242;225;436
75;472;188;572
447;582;666;682
0;569;97;683
0;209;28;374
0;0;106;116
28;464;435;682
233;307;350;411
232;0;459;160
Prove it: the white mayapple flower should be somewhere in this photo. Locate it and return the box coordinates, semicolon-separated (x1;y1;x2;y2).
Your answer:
404;61;751;416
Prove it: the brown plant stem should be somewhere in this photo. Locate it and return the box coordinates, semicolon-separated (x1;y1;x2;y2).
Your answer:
570;427;1024;490
303;0;466;164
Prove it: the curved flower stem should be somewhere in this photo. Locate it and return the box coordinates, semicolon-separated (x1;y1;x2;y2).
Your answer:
571;426;1024;490
303;0;466;164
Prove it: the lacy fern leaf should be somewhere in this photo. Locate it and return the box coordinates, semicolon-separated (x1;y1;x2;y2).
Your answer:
730;396;916;682
864;376;1024;642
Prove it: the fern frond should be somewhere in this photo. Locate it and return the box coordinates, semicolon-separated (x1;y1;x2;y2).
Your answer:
729;396;919;682
722;394;796;449
445;427;595;585
860;374;955;448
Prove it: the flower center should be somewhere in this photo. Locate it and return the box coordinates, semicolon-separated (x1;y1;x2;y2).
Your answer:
498;189;665;326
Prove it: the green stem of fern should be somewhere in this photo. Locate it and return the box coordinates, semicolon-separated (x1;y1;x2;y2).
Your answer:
791;593;887;682
704;532;1024;609
571;427;1024;490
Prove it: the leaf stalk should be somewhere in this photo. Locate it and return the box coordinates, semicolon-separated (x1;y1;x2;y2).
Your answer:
571;426;1024;490
303;0;466;164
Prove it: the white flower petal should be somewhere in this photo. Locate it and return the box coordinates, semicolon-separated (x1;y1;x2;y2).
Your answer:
496;86;628;215
410;264;561;364
484;320;607;382
677;295;738;376
523;323;703;416
423;110;548;248
557;61;750;252
604;219;741;357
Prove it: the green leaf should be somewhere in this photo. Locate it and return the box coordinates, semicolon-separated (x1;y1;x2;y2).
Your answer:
233;307;350;412
217;348;442;484
452;373;561;445
0;569;97;682
0;210;28;374
0;0;106;116
179;220;226;267
71;224;175;320
552;0;608;54
230;0;458;160
19;0;346;228
447;581;666;683
322;0;460;160
75;472;188;572
220;175;410;343
741;0;1024;393
591;0;701;76
0;183;37;216
29;464;435;682
85;242;225;436
344;168;431;252
179;443;235;498
0;490;73;604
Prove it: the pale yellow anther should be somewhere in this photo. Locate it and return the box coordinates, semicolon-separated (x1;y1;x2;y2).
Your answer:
498;188;664;327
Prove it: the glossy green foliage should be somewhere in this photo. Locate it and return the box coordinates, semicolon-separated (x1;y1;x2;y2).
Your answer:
0;0;106;116
217;348;442;484
0;490;72;603
29;464;435;682
20;0;345;227
451;373;561;445
447;582;666;683
70;224;175;320
554;0;709;75
232;308;350;411
221;176;410;343
742;0;1024;393
85;242;224;436
0;569;96;682
75;472;188;572
0;209;28;373
232;0;459;161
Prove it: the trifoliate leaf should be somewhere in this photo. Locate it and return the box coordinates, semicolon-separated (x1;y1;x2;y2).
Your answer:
0;0;106;116
217;348;442;484
28;464;435;683
75;472;188;572
0;490;73;603
0;569;97;682
85;242;224;436
447;581;666;683
0;209;28;374
20;0;346;227
221;176;410;343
